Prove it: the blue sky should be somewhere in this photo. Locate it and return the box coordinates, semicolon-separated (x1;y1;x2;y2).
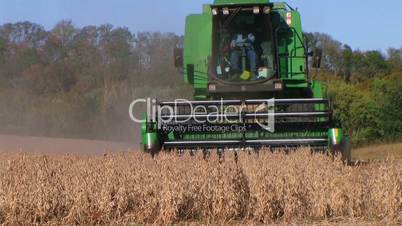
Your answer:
0;0;401;51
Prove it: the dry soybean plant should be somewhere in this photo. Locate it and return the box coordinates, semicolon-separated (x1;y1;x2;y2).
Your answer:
0;149;400;225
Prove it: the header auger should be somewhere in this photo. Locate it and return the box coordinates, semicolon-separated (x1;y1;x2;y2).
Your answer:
140;0;350;162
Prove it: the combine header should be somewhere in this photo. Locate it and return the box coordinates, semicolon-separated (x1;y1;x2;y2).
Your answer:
140;0;350;161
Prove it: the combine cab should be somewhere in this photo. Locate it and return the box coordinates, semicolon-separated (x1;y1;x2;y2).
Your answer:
140;0;350;161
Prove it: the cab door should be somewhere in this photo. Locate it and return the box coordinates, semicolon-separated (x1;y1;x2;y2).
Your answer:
183;13;212;97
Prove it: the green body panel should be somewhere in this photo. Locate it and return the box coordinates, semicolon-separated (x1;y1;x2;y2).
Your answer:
311;81;325;99
183;13;211;99
273;7;308;88
311;81;327;121
284;11;307;86
140;114;159;151
312;80;325;110
213;0;269;6
140;117;146;147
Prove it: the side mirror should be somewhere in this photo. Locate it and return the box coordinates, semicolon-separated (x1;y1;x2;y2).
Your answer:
173;48;183;68
312;48;323;68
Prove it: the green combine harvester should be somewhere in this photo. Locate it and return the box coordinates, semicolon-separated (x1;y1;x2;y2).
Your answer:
141;0;350;160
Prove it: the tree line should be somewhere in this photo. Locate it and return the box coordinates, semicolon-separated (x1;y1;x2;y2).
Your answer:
0;21;400;144
305;32;401;82
0;21;186;141
305;32;401;145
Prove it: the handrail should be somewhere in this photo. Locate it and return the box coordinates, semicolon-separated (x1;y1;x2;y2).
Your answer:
274;26;308;79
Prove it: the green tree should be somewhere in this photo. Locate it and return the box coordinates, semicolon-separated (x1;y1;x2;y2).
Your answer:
363;51;389;78
373;74;402;141
386;48;402;72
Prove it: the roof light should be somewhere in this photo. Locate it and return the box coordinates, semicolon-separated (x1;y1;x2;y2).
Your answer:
222;7;230;15
253;6;260;14
212;8;218;16
263;6;272;14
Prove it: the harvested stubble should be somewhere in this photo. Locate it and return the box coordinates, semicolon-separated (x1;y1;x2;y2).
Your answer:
0;149;400;225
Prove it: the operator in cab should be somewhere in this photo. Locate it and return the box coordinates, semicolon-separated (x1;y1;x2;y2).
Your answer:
229;15;258;81
230;33;257;79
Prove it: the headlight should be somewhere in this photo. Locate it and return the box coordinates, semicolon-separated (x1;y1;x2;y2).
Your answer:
253;6;260;14
263;6;272;14
222;8;230;15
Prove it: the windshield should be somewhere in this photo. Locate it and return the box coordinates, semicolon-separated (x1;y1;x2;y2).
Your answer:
212;9;275;83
